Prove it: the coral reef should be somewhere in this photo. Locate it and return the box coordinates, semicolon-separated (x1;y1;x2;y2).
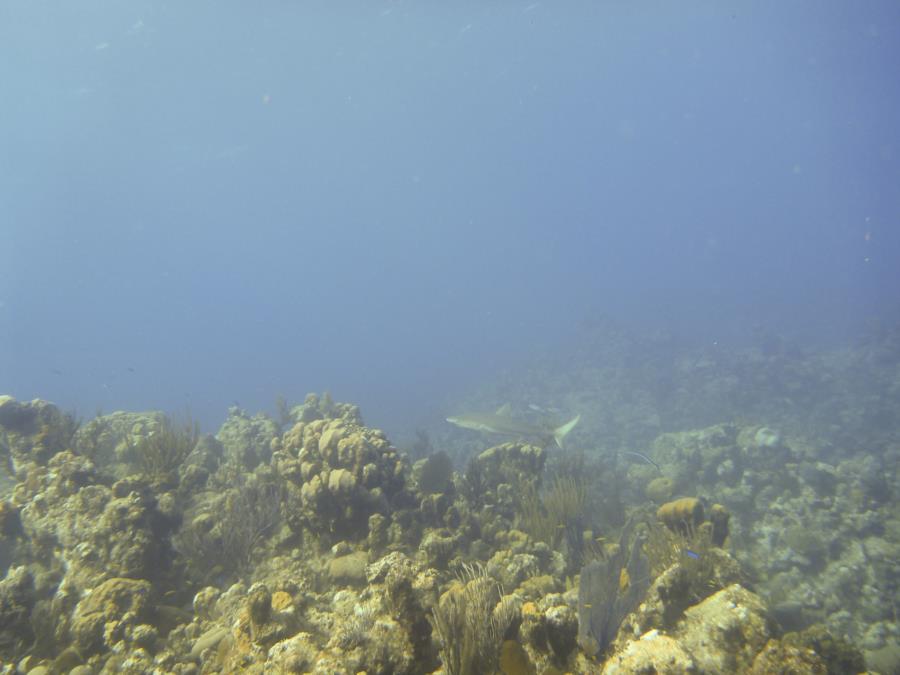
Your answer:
638;422;898;660
603;584;775;674
0;391;883;673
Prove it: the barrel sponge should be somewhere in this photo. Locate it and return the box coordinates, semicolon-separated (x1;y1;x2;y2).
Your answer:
708;503;730;546
656;497;704;535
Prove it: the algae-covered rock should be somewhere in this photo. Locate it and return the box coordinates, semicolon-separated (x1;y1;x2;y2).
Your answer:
652;424;738;467
737;424;794;466
783;623;866;675
519;594;578;670
73;410;165;472
243;582;293;647
499;639;534;675
749;638;829;674
418;491;453;526
613;546;743;649
0;395;31;431
517;574;560;600
865;639;900;675
604;584;777;674
413;451;454;496
363;551;440;672
486;549;541;590
418;529;462;569
753;426;782;449
70;577;152;655
0;396;80;472
676;584;775;673
601;630;697;674
328;551;369;585
13;450;177;611
184;433;224;473
265;631;319;672
472;442;546;494
0;566;35;659
0;500;23;540
649;423;763;490
288;391;360;426
645;476;676;503
216;405;280;469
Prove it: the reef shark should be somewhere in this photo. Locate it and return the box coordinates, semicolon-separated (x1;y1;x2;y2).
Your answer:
446;404;581;449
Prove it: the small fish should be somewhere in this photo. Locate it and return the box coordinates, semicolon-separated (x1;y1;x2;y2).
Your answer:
622;451;661;473
527;403;561;414
684;549;701;560
618;567;631;593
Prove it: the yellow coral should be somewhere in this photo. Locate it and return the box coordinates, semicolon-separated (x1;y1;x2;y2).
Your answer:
270;591;293;613
499;640;533;675
656;497;704;536
645;476;676;502
618;567;631;594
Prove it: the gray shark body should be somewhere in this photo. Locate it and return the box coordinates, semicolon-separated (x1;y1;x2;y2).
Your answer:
446;407;580;449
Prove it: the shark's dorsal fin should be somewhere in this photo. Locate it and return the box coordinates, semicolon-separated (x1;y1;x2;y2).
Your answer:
495;403;513;417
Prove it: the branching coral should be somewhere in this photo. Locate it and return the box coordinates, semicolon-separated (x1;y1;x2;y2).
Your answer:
174;476;283;583
517;475;600;571
460;457;488;509
132;413;198;484
335;601;378;649
431;564;520;675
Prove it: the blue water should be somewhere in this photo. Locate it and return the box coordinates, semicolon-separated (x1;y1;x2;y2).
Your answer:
2;1;898;434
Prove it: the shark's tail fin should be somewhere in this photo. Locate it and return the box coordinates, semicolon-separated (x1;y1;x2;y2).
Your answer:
553;414;581;449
